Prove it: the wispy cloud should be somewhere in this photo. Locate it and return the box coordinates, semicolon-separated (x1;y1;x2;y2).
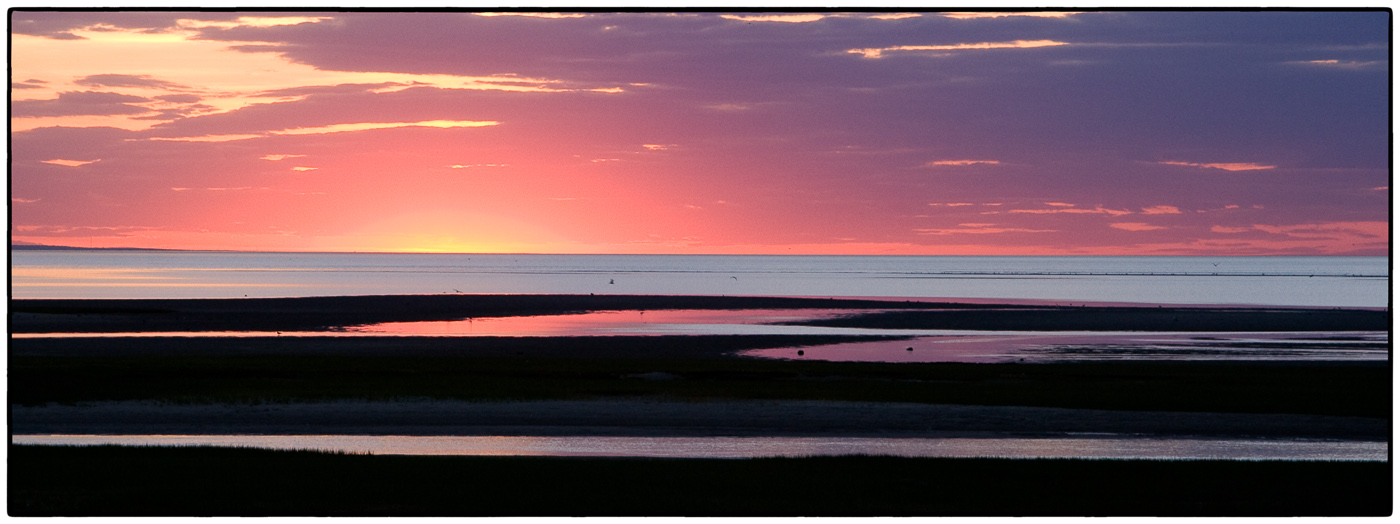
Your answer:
1110;222;1166;231
915;223;1055;235
1159;161;1275;171
171;186;268;192
849;40;1069;59
177;16;332;29
721;14;829;23
720;13;923;23
1288;59;1381;69
75;73;191;91
941;12;1080;19
474;13;587;19
151;120;500;142
706;103;753;112
869;13;922;20
41;158;99;167
925;159;1000;167
449;163;508;169
1010;205;1132;216
290;166;317;172
1253;221;1386;240
149;134;264;143
273;120;499;136
1140;205;1181;215
260;154;305;161
1211;225;1251;233
12;197;41;203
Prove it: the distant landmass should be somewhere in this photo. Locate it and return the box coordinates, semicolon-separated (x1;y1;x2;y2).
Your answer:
10;242;176;252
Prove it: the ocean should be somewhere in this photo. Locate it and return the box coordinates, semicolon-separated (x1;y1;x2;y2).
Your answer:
9;250;1389;308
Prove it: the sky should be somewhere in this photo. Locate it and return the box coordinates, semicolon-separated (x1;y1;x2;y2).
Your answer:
9;9;1391;255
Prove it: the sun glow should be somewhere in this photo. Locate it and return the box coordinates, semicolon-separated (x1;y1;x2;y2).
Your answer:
343;210;566;254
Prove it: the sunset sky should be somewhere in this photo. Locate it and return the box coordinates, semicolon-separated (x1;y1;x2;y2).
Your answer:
9;9;1390;255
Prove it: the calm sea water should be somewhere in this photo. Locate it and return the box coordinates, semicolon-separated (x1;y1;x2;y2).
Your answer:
9;251;1390;307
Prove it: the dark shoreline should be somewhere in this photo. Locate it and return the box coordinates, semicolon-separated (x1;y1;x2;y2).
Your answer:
10;293;1389;333
12;446;1390;516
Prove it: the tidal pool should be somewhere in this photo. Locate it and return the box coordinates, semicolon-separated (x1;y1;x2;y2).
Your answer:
11;434;1386;461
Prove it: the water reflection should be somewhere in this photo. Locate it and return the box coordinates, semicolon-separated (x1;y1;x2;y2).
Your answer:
342;308;869;336
11;434;1385;461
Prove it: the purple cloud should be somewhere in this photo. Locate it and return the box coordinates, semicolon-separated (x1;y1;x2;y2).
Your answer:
75;74;191;90
11;90;152;117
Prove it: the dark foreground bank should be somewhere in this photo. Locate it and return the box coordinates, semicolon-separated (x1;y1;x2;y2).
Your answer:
10;294;1388;333
9;445;1389;517
11;337;1390;422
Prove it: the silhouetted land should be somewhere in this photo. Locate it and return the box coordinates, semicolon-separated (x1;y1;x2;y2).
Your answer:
10;446;1390;516
9;337;1389;422
8;294;1391;516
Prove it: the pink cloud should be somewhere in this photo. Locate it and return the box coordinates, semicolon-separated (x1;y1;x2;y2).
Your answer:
41;158;99;167
925;160;1000;167
1140;205;1181;214
914;224;1055;235
1211;225;1251;233
941;12;1080;19
1009;205;1132;216
1110;222;1166;231
850;40;1069;59
1159;161;1275;171
1252;221;1387;240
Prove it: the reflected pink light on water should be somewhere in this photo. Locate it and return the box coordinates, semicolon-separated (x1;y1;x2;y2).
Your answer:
12;306;1386;363
344;308;865;336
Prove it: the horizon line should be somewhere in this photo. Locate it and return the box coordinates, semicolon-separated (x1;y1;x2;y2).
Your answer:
8;243;1385;257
